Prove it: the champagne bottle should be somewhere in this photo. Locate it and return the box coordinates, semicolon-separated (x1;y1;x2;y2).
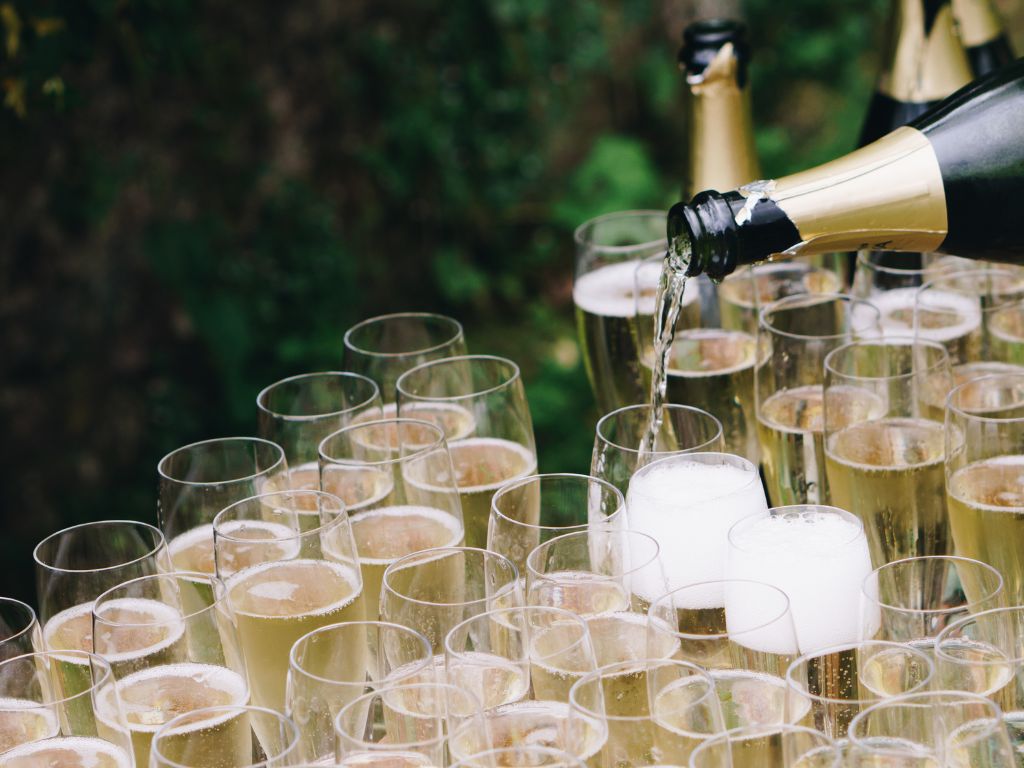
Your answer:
667;58;1024;280
953;0;1015;77
680;19;761;198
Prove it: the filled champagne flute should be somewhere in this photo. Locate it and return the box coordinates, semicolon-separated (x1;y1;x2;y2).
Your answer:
847;690;1015;767
214;489;365;714
860;555;1005;647
688;724;840;768
0;598;41;661
784;641;935;740
572;210;675;414
726;506;877;653
256;371;382;492
626;452;768;592
158;437;288;577
380;547;523;657
343;312;468;404
488;474;625;584
151;704;299;768
449;746;588;768
755;294;882;506
318;418;464;616
946;371;1024;605
396;355;537;550
90;572;249;768
823;338;954;566
286;621;433;764
590;405;723;496
0;651;131;758
718;261;845;335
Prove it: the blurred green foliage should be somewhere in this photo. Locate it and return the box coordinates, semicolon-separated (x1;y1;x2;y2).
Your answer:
2;0;1020;602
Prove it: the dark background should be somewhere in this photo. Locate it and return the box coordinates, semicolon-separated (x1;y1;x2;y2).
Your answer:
3;0;1023;605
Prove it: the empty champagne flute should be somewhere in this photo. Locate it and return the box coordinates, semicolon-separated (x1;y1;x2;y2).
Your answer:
319;418;464;616
214;489;365;714
343;312;467;404
158;437;288;576
590;405;723;496
91;572;249;768
0;598;40;661
151;704;299;768
396;355;537;550
257;371;382;487
689;724;840;768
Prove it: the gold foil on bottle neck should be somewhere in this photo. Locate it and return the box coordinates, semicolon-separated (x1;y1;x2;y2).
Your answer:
766;126;948;255
951;0;1004;47
877;0;972;102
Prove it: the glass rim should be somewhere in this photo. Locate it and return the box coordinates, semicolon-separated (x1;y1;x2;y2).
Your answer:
343;312;465;359
570;657;716;723
727;505;865;554
395;354;521;403
443;605;591;668
318;417;447;467
33;520;167;575
823;336;949;383
335;681;474;749
784;640;936;706
594;404;724;456
855;250;929;278
153;704;299;768
758;292;881;342
525;527;660;583
289;620;433;686
381;547;519;608
157;436;287;487
935;606;1024;667
0;597;38;647
449;746;585;768
213;490;348;544
916;266;1024;303
572;209;666;253
256;371;381;421
0;650;113;705
627;451;761;502
946;371;1024;424
861;555;1005;616
92;571;228;628
691;723;840;765
490;473;626;534
648;579;793;640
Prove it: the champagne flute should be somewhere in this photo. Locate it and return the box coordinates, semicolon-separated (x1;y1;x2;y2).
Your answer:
286;621;433;763
318;418;464;616
590;404;724;496
823;338;954;565
343;312;467;404
152;705;300;768
689;724;841;768
91;572;249;768
488;474;625;578
158;437;288;576
396;355;537;550
0;598;40;661
257;371;382;487
214;489;365;714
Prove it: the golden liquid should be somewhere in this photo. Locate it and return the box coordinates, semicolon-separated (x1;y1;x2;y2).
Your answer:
168;520;299;578
443;651;529;710
989;304;1024;364
0;701;59;755
95;662;248;768
227;559;365;712
527;571;630;618
351;505;464;619
825;418;948;565
351;402;476;448
718;266;842;333
338;753;437;768
149;706;253;768
446;438;536;550
0;737;131;768
263;462;394;514
948;456;1024;605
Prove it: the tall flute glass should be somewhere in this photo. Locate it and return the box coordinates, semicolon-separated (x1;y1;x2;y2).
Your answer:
256;371;382;488
152;704;300;768
91;571;249;768
34;521;171;661
756;294;882;506
823;338;954;566
158;437;289;575
572;210;670;414
214;489;365;714
396;355;537;550
318;418;464;616
590;404;723;496
0;597;40;661
488;473;625;578
946;371;1024;605
286;621;433;763
343;312;467;404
